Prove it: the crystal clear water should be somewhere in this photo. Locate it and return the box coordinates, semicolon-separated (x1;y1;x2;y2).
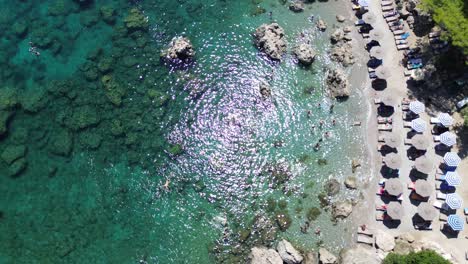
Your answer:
0;0;369;263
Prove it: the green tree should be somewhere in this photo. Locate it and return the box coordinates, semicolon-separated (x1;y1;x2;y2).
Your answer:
383;250;451;264
421;0;468;54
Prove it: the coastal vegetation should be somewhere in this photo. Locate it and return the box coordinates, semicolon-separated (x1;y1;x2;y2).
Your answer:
420;0;468;55
383;250;451;264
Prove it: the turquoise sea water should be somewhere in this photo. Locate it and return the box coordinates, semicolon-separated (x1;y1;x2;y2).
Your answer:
0;0;369;263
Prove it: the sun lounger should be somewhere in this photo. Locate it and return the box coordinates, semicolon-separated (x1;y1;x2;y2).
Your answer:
357;227;374;236
402;98;411;105
435;181;441;190
378;124;392;131
435;174;446;181
414;223;433;230
395;39;408;45
378;135;385;142
375;212;386;221
433;201;450;212
464;208;468;215
403;121;411;128
381;0;393;6
357;235;374;245
377;117;392;124
362;33;369;38
403;138;412;145
377;143;384;151
436;192;447;200
429;31;441;38
352;5;361;10
404;70;412;76
433;135;440;142
397;44;409;50
382;5;394;12
390;25;404;31
379;179;386;186
402;105;409;111
440;223;445;231
374;98;382;104
407;63;422;69
439;213;448;222
355;19;366;26
395;35;407;40
393;30;405;35
386;15;399;22
430;117;440;124
368;67;376;73
383;10;397;18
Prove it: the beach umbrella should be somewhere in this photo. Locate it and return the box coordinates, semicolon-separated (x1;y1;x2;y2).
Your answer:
414;156;433;174
444;152;461;167
384;153;402;170
370;46;384;59
417;203;437;221
375;66;391;79
358;0;369;7
447;215;464;231
440;132;456;147
384;133;401;148
414;179;432;197
445;193;462;209
363;12;377;24
445;171;461;187
384;178;403;196
381;95;397;107
369;29;384;41
411;135;430;150
409;101;425;114
438;113;454;127
411;118;427;133
386;202;403;220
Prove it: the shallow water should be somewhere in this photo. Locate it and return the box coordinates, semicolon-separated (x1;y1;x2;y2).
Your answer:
0;0;369;263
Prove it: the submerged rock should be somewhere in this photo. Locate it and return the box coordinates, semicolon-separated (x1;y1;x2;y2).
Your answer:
316;19;327;31
319;248;337;264
259;82;272;98
277;239;303;264
324;179;340;196
161;37;195;61
248;247;283;264
289;1;305;12
253;23;287;60
276;211;292;231
8;158;27;177
1;145;26;165
303;251;318;264
124;8;148;31
100;5;116;24
293;44;316;65
326;69;350;98
49;129;73;157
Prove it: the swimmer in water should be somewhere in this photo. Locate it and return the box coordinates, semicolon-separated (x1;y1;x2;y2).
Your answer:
163;179;170;190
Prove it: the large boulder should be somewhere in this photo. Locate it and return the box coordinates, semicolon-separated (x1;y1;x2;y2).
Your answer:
326;69;350;98
293;44;316;65
316;19;327;31
340;245;380;264
344;176;357;189
289;1;305;12
303;251;318;264
330;43;355;66
330;29;345;44
276;240;303;264
318;248;337;264
247;247;283;264
161;37;195;61
1;145;26;164
253;23;287;60
332;201;353;219
124;8;148;31
375;230;396;252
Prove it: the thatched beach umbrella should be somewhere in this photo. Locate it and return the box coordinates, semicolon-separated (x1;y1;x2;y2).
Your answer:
363;12;377;24
447;215;464;231
417;203;437;221
375;66;391;79
411;118;427;133
386;202;403;220
369;29;384;41
440;132;457;147
384;134;401;148
438;113;454;127
381;95;398;108
409;101;425;114
414;179;432;197
384;153;402;170
384;178;403;196
370;46;384;59
444;152;461;167
445;193;462;210
414;156;433;174
411;134;430;150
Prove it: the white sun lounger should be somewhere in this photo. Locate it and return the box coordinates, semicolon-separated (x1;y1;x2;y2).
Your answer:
440;213;448;221
404;70;412;76
403;121;411;127
430;117;440;124
404;138;412;145
433;135;440;142
386;16;399;22
378;124;393;131
436;192;447;200
393;30;405;35
357;227;374;236
397;44;409;50
395;39;408;45
382;1;393;7
382;5;395;11
378;135;385;142
429;31;441;38
357;235;374;245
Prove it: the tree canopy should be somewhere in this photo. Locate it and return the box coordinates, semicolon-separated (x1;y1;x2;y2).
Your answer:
421;0;468;54
383;250;452;264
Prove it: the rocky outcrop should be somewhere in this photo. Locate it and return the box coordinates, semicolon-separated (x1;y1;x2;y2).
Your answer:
332;201;353;219
259;82;272;98
289;1;305;12
344;176;357;189
319;248;337;264
161;37;195;61
336;15;346;23
303;251;318;264
253;23;287;60
330;43;355;66
277;240;303;264
293;44;316;65
324;179;341;196
248;247;283;264
340;246;380;264
326;69;350;98
410;239;455;262
375;230;396;252
316;19;327;31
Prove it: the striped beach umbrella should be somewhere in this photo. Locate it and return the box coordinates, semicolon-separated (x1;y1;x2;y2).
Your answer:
417;203;437;221
409;101;425;114
411;118;427;133
445;193;462;209
440;132;457;147
411;135;430;150
370;46;384;59
438;113;454;127
445;171;461;187
414;156;433;174
447;215;464;231
444;152;461;167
